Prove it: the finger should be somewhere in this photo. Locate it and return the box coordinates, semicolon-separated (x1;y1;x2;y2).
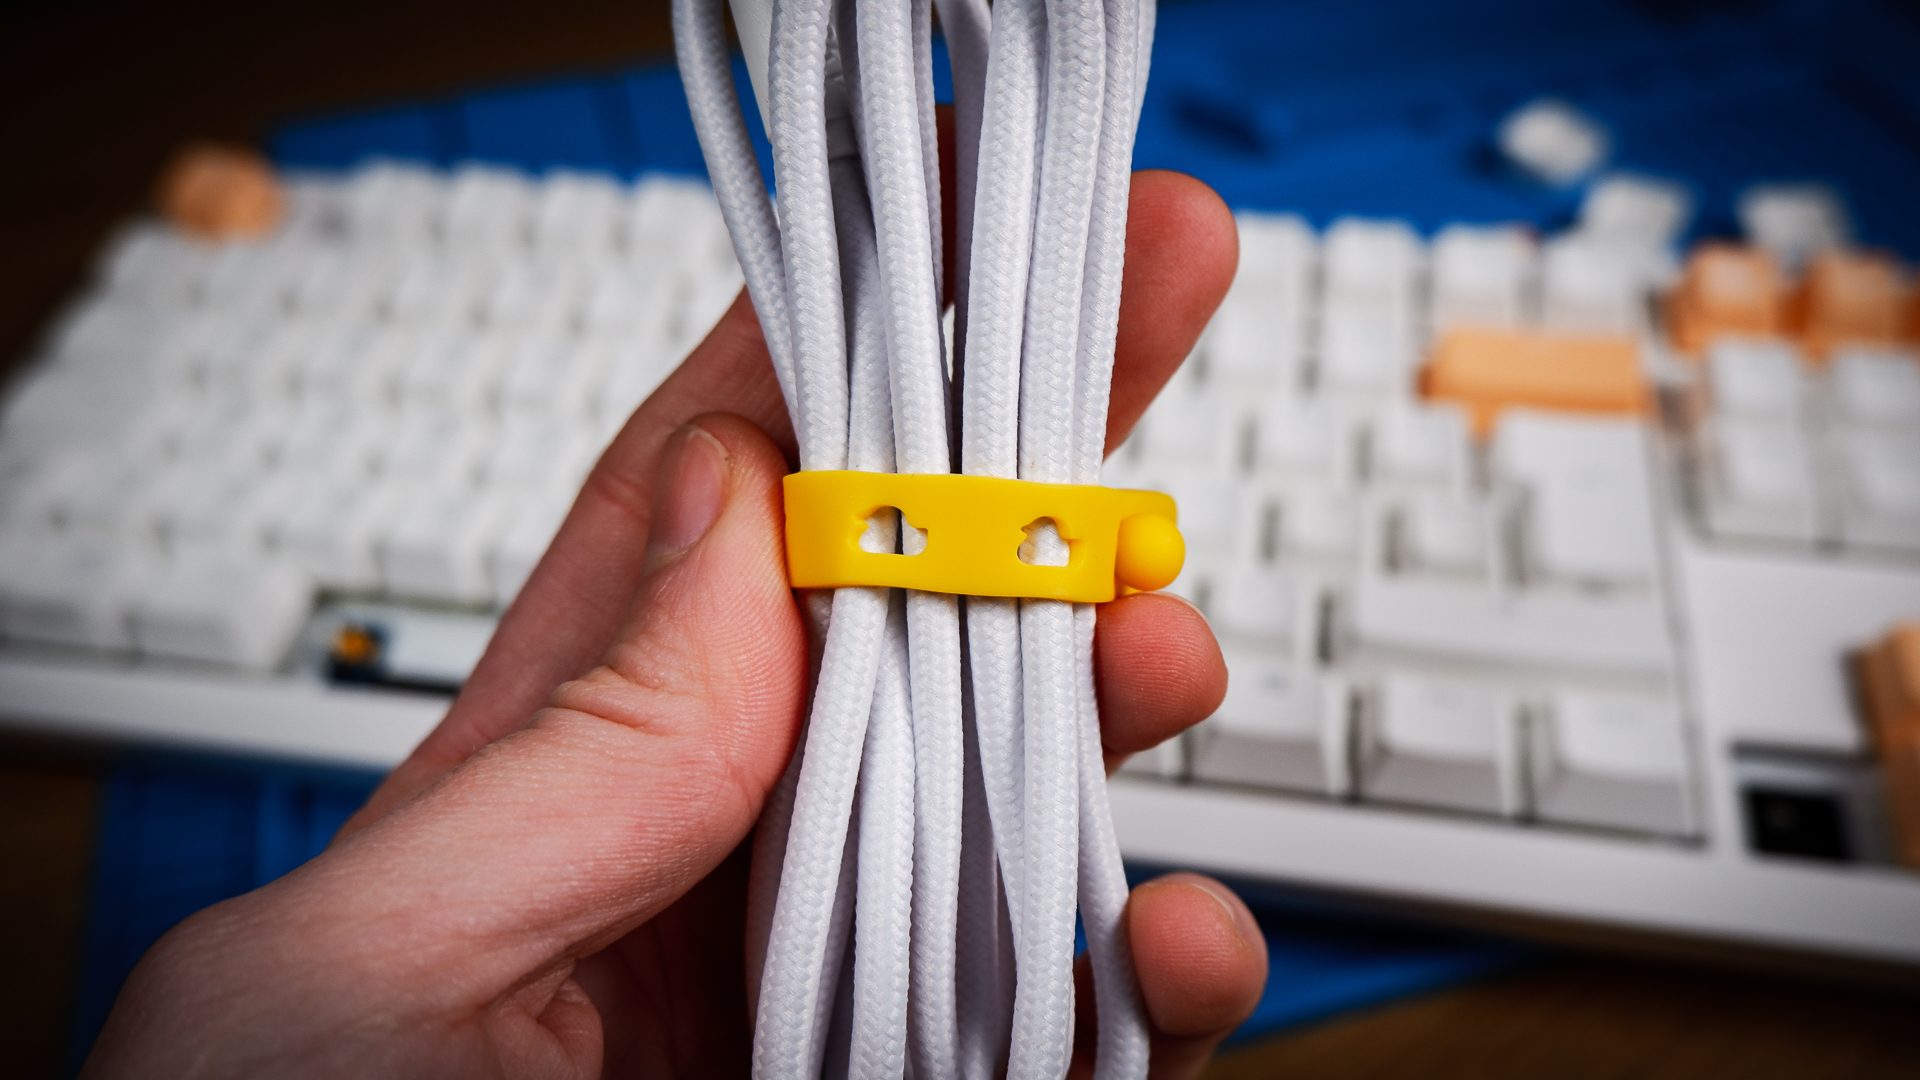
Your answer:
1128;873;1269;1079
1094;592;1227;768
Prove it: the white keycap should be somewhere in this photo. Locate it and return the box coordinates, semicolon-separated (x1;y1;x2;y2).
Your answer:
1704;337;1805;419
1697;418;1822;545
1317;310;1418;395
629;175;729;264
1212;556;1308;644
1349;574;1673;675
1252;398;1352;480
275;472;408;590
344;159;444;249
1135;390;1231;469
1835;428;1920;554
441;164;535;252
1738;182;1851;272
1151;468;1240;558
1492;412;1659;587
1359;672;1522;816
1367;400;1472;490
376;407;489;487
1578;173;1691;250
533;170;627;257
1276;482;1361;561
1235;212;1317;303
1116;738;1185;780
1538;235;1647;334
596;338;678;425
395;327;507;417
97;222;215;307
482;414;594;493
1498;98;1608;186
1206;294;1306;391
1321;217;1423;321
580;264;676;339
132;546;313;670
1393;491;1493;577
1194;654;1348;796
488;491;573;607
1429;224;1534;331
37;453;162;534
0;536;160;651
1531;691;1692;835
380;486;510;605
1827;349;1920;428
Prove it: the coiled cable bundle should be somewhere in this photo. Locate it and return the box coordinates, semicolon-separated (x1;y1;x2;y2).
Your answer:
673;0;1155;1074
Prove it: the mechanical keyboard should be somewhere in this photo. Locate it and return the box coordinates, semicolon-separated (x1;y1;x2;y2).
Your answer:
8;0;1920;971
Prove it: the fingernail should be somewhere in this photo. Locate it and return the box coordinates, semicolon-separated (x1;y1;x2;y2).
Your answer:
645;423;729;567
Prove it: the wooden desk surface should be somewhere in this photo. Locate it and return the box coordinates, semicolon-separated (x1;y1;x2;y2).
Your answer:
1;2;1917;1076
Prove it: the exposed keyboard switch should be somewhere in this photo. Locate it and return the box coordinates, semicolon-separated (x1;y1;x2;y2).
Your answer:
1703;337;1805;420
1834;429;1920;554
1429;224;1535;331
1360;673;1521;816
1195;653;1349;796
133;548;312;670
1493;412;1659;587
1738;183;1851;273
1578;173;1692;251
1801;250;1906;358
1827;349;1920;429
1424;329;1647;437
1697;419;1823;545
1532;691;1693;835
1669;244;1787;355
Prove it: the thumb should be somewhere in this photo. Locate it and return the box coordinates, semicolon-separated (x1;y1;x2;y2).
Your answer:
266;414;807;1005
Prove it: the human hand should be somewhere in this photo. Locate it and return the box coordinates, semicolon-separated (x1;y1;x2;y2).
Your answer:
80;169;1263;1079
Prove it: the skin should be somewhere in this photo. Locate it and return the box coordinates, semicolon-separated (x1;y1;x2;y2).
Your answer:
80;169;1263;1079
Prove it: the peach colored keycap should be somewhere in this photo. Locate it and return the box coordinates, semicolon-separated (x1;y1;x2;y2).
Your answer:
1668;243;1787;355
1421;327;1648;438
1801;249;1906;358
1859;623;1920;869
1859;622;1920;755
157;142;284;240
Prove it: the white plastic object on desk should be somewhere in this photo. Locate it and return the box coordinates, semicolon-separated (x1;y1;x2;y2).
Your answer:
1578;172;1692;251
1497;97;1609;187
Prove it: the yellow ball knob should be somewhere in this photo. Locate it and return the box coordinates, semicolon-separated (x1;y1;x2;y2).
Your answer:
1114;513;1185;593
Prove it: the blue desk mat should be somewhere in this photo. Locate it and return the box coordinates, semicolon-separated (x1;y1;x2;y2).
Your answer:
271;0;1920;256
69;758;1530;1068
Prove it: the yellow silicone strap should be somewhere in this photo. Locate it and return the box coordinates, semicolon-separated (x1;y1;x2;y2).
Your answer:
783;472;1183;603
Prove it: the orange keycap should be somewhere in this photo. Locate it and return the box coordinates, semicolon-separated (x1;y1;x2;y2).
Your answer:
1668;243;1787;355
1859;623;1920;870
1421;327;1648;438
157;142;284;241
1801;249;1906;358
1858;622;1920;755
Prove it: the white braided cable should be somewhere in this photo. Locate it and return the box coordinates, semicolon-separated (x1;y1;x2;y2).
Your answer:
679;0;1164;1074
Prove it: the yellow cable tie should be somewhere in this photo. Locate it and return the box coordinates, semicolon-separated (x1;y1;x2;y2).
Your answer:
783;471;1184;603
